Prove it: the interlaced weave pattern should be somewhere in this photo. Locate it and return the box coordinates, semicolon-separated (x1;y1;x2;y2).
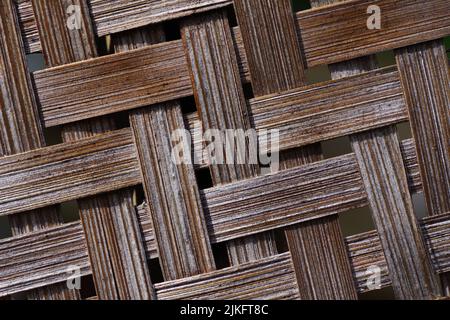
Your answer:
0;0;449;300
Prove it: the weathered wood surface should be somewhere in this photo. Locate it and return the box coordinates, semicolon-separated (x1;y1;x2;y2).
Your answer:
396;39;450;294
0;129;141;216
0;205;158;297
351;126;441;299
202;154;366;243
155;253;300;300
182;8;277;266
19;0;450;68
1;0;74;300
252;67;407;153
298;0;450;66
130;103;215;281
33;40;193;127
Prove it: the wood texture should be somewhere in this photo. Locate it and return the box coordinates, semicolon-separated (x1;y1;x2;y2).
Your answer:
0;0;74;300
181;9;277;265
395;40;450;217
0;129;141;216
155;253;299;300
0;222;90;297
298;0;450;66
251;67;407;153
16;0;40;53
3;210;449;297
234;0;357;300
130;102;215;281
396;38;450;294
91;0;231;36
202;154;367;243
350;126;441;299
33;40;193;127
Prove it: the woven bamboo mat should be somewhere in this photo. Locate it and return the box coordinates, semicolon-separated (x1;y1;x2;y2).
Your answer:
0;0;449;300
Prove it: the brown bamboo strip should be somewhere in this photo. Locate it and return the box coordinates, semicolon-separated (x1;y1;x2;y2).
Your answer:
2;210;449;297
130;102;215;281
421;213;450;274
19;0;450;68
251;67;407;153
350;126;441;299
395;40;450;220
202;154;367;243
31;0;97;66
0;128;141;216
116;24;216;281
33;40;193;127
155;253;300;300
16;0;40;53
0;0;76;300
345;230;391;292
400;139;422;193
298;0;450;66
181;9;277;265
0;222;90;297
395;39;450;294
0;204;158;298
77;190;155;299
234;0;357;299
32;0;155;300
91;0;231;37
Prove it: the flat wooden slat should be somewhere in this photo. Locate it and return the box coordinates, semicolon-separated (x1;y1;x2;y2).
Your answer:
32;0;155;300
345;230;391;292
181;9;277;265
0;128;141;216
422;213;450;274
298;0;450;66
33;40;193;127
203;154;367;243
350;126;441;299
234;0;357;300
91;0;231;36
155;253;299;300
0;0;75;300
130;102;215;281
0;204;158;297
16;0;40;53
251;67;407;153
395;38;450;294
0;222;90;297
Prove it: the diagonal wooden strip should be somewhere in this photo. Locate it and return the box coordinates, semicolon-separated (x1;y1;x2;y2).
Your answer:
116;24;216;281
0;222;90;297
251;67;407;153
181;9;277;265
32;0;155;300
0;128;141;216
350;126;441;299
298;0;450;66
130;101;215;281
0;0;76;300
91;0;232;36
16;0;40;53
155;253;299;300
234;0;357;300
0;203;158;297
33;40;193;127
395;38;450;294
202;154;367;243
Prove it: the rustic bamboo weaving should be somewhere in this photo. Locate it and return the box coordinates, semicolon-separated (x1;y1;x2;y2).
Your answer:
0;0;449;300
